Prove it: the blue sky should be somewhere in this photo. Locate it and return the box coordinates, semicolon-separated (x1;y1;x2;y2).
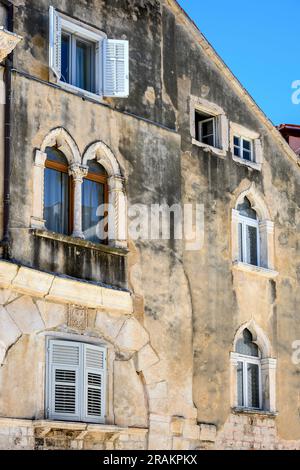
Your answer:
178;0;300;125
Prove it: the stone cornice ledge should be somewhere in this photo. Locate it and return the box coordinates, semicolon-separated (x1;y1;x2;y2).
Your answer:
0;418;148;436
232;261;278;279
0;260;132;313
0;27;22;62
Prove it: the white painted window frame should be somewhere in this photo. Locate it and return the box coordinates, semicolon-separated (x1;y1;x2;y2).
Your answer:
198;116;216;148
190;95;229;157
234;135;253;162
230;122;263;170
46;339;107;424
59;16;105;99
238;214;260;267
237;354;262;410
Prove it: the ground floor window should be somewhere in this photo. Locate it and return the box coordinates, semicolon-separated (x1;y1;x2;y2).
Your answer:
47;339;106;423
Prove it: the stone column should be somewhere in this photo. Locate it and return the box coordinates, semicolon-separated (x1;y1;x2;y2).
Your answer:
31;150;47;229
69;163;88;239
259;220;275;270
230;352;239;408
261;358;277;413
108;175;127;248
231;209;240;263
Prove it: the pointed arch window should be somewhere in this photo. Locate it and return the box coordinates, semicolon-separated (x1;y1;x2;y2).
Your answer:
82;160;109;243
236;328;262;409
44;147;73;235
237;197;260;267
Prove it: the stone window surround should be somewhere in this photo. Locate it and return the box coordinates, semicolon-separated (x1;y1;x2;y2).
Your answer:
231;183;277;277
31;128;127;249
230;122;263;171
190;95;229;157
44;332;114;425
230;321;277;414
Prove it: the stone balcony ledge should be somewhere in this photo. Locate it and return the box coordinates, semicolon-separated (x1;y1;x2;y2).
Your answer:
0;260;133;313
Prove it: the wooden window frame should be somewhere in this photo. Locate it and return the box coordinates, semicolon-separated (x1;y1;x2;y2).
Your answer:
238;214;260;267
44;156;74;235
234;135;254;161
83;167;109;244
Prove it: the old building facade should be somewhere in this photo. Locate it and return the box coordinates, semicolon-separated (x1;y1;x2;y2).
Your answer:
0;0;299;450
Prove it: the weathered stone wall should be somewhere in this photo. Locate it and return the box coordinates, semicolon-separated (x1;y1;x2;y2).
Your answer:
0;0;298;450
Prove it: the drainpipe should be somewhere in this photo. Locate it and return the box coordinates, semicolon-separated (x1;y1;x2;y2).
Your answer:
0;0;13;259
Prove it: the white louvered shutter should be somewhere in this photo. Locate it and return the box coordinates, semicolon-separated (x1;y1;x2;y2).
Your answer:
49;6;62;80
103;39;129;97
48;340;80;421
83;344;106;423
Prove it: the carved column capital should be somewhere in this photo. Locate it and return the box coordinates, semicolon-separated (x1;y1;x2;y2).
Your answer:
69;163;88;182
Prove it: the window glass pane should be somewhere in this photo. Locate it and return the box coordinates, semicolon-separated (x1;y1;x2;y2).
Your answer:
61;33;71;84
76;39;94;92
82;179;105;243
234;136;240;147
237;361;244;407
243;139;251;151
202;119;214;137
243;149;251;161
236;329;259;357
45;147;68;166
247;363;260;408
87;160;107;176
246;224;258;266
237;197;257;220
202;134;214;146
234;146;240;157
44;168;69;235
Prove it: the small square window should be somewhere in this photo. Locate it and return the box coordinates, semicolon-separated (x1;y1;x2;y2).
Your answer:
234;135;254;162
195;111;216;147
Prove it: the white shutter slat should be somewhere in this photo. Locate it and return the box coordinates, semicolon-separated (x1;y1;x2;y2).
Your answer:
83;344;106;423
103;39;129;97
48;340;80;421
49;6;62;80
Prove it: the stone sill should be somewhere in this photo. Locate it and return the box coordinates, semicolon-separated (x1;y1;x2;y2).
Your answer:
232;261;279;279
0;418;148;437
232;155;262;171
192;138;226;158
32;229;128;257
232;407;278;418
0;27;22;62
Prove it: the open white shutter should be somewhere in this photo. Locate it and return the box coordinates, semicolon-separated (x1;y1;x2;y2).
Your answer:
48;340;80;421
49;6;62;80
83;344;106;423
103;39;129;97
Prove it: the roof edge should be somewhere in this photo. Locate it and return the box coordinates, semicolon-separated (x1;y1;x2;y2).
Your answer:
166;0;300;168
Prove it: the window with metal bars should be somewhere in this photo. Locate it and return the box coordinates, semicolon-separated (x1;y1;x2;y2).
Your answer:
47;339;106;423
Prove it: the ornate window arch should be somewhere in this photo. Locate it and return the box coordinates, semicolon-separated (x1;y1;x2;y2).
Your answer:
31;128;83;232
230;321;277;413
232;183;275;272
32;132;127;248
82;142;127;248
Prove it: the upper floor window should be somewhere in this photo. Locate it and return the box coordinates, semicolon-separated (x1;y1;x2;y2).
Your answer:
236;329;262;410
195;111;216;147
237;197;259;267
82;160;108;243
44;147;72;235
49;6;129;97
230;122;262;170
190;96;229;157
233;136;253;161
47;339;106;423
